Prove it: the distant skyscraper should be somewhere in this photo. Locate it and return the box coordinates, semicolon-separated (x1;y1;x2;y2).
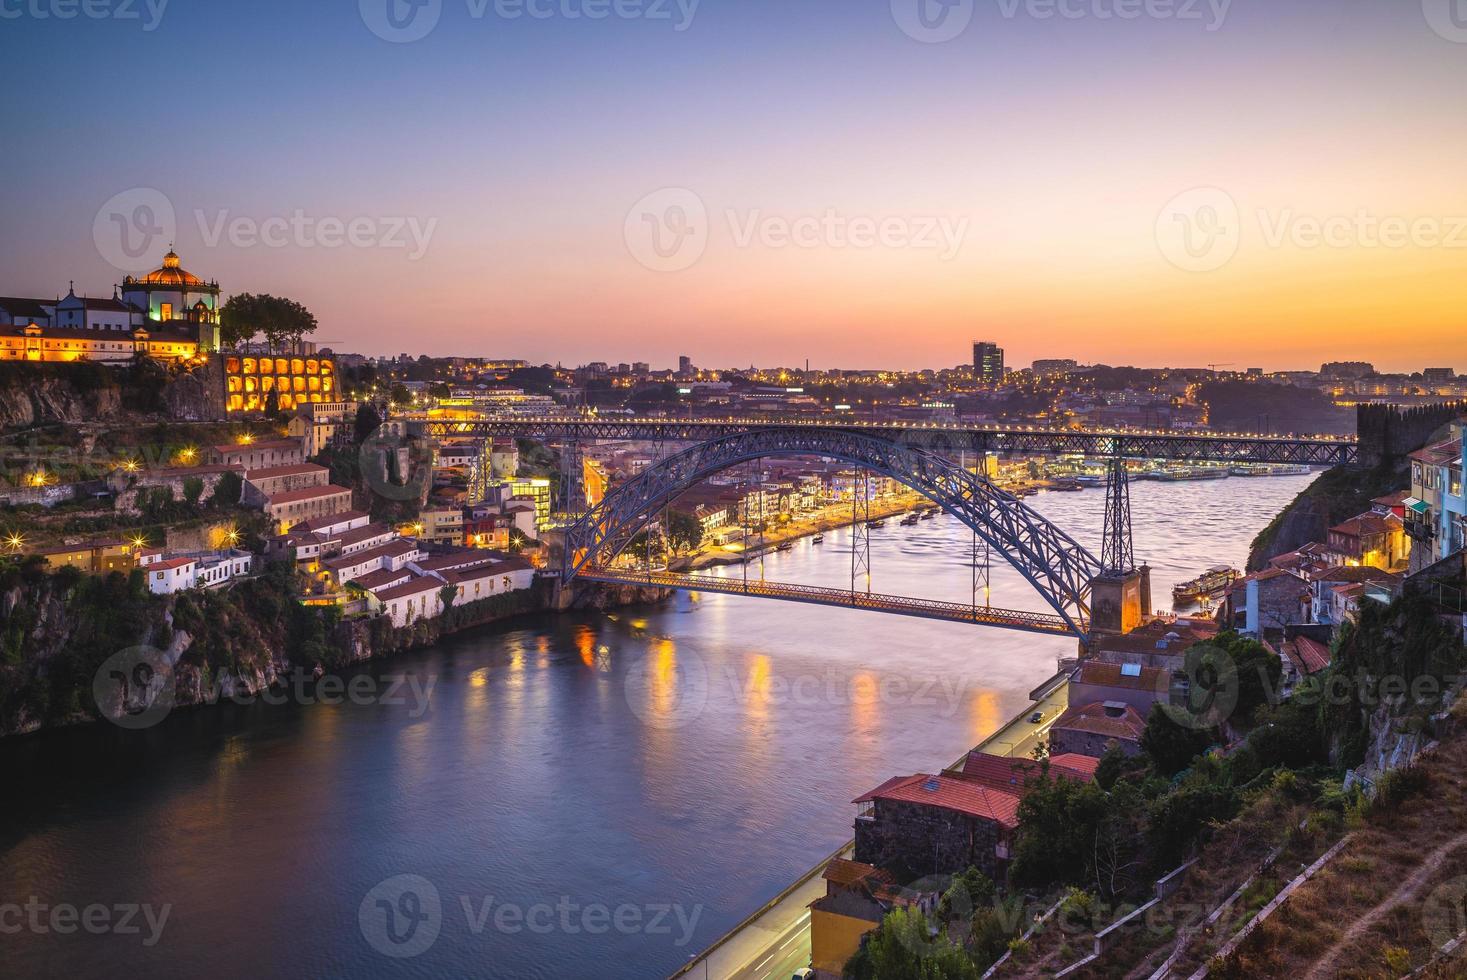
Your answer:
973;342;1004;383
678;355;694;375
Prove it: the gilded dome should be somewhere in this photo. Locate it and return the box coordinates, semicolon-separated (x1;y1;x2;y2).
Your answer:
138;249;207;288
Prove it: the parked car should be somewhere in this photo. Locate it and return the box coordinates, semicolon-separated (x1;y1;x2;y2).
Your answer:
1028;711;1044;724
792;970;815;980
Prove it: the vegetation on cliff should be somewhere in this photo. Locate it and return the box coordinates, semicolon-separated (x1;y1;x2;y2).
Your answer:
1246;463;1403;571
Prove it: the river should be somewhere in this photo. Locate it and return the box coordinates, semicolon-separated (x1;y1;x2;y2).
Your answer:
0;473;1315;979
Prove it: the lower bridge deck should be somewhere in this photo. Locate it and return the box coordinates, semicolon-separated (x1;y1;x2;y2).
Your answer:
577;568;1082;637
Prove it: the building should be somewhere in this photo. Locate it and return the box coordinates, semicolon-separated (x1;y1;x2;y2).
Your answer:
287;400;360;457
973;341;1004;384
1067;660;1168;715
0;250;220;364
1032;358;1079;376
808;860;918;978
678;355;694;376
1407;424;1466;568
143;557;198;594
264;484;354;532
206;438;306;470
368;574;445;628
241;463;331;506
1047;701;1148;759
222;351;340;415
417;506;466;546
1326;511;1408;571
853;772;1020;880
488;478;552;529
33;540;136;575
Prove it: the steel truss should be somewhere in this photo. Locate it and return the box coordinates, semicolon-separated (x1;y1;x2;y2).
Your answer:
561;427;1105;635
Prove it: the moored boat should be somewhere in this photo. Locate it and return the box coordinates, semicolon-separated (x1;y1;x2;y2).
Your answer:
1172;564;1240;604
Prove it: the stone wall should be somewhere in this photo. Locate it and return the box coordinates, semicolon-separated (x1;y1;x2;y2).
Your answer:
1358;402;1466;469
853;799;1002;881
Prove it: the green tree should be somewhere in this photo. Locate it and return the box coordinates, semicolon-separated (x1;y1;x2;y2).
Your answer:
209;470;243;508
390;383;412;406
843;906;980;980
219;293;319;349
1140;701;1216;778
667;510;705;555
182;476;206;507
354;404;381;443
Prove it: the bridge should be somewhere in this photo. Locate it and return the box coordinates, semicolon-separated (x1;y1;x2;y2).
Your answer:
577;568;1077;636
429;416;1358;465
426;418;1354;638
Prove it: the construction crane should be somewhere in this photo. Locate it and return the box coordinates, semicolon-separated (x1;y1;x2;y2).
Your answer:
1206;362;1235;373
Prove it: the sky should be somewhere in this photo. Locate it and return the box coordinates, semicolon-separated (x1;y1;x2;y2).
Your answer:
4;0;1467;372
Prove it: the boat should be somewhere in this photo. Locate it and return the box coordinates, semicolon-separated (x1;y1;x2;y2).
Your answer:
1228;464;1313;478
1075;474;1106;488
1172;565;1240;604
1049;480;1084;492
920;510;937;520
811;534;824;544
900;514;920;526
865;519;886;529
776;541;795;552
1156;467;1231;482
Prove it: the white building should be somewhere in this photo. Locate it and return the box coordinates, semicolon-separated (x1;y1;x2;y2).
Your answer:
145;557;198;594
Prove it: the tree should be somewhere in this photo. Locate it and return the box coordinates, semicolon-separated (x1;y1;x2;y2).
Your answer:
390;384;412;406
354;403;382;444
182;476;205;507
1140;701;1216;778
667;510;705;555
209;470;242;509
843;906;980;980
219;293;319;350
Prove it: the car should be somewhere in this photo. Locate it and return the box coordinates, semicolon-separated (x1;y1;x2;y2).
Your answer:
1028;711;1044;724
792;970;815;980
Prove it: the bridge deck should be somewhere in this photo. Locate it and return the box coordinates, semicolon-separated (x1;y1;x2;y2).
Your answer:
434;417;1358;465
578;568;1082;637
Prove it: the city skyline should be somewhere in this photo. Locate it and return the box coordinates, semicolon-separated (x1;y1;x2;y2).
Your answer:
4;1;1467;372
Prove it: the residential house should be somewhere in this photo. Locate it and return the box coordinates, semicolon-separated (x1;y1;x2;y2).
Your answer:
368;574;446;627
145;557;198;594
1310;566;1400;625
287;400;359;457
1408;426;1466;570
33;539;135;575
1047;701;1147;759
1326;511;1408;571
809;860;932;979
853;773;1019;881
1067;660;1168;715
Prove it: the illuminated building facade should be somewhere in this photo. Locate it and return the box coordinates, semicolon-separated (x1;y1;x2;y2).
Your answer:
0;249;219;364
223;352;338;414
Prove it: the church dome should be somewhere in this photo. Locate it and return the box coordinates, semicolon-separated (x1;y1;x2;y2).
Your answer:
138;249;207;288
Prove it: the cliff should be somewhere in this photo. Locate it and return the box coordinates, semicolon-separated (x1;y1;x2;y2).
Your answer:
1246;463;1405;571
0;359;216;432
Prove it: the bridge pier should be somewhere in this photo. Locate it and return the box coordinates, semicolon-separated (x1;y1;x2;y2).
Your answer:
1087;565;1149;635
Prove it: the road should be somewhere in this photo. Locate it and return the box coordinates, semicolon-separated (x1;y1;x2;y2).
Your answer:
673;678;1072;979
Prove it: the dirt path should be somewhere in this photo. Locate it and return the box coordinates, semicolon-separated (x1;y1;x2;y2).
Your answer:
1303;830;1467;980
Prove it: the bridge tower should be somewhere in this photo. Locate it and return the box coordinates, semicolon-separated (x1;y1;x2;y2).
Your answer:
1088;457;1150;635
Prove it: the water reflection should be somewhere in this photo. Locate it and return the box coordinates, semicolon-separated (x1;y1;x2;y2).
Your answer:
0;475;1316;979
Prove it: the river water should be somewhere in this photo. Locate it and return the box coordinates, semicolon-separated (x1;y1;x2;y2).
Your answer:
0;474;1315;979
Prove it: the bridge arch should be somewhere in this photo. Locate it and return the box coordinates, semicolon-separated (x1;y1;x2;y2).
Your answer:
561;427;1104;634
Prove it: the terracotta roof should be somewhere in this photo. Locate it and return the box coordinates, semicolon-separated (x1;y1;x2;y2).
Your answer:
1288;636;1332;674
1048;753;1102;778
350;568;411;592
334;524;395;549
325;539;418;571
959;752;1095;791
1372;490;1411;509
1052;701;1147;742
1330;513;1400;537
266;484;352;507
1410;438;1461;466
1074;660;1167;692
370;574;444;603
148;557;197;571
821;858;894;890
853;773;1022;830
1312;566;1398;585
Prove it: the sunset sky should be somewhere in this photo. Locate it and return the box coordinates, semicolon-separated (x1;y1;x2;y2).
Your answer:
6;0;1467;372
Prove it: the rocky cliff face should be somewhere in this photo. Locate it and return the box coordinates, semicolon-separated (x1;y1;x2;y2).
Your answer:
0;377;122;429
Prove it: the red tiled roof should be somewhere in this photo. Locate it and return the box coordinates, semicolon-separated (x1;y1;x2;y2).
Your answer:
1074;660;1167;692
290;510;371;533
1052;701;1147;742
370;574;443;603
149;557;197;571
1410;438;1460;466
325;539;418;571
1290;636;1332;674
853;773;1022;830
822;858;894;890
1049;753;1102;778
959;752;1096;791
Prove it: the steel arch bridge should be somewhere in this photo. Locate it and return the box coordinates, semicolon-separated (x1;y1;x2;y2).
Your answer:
561;427;1106;637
